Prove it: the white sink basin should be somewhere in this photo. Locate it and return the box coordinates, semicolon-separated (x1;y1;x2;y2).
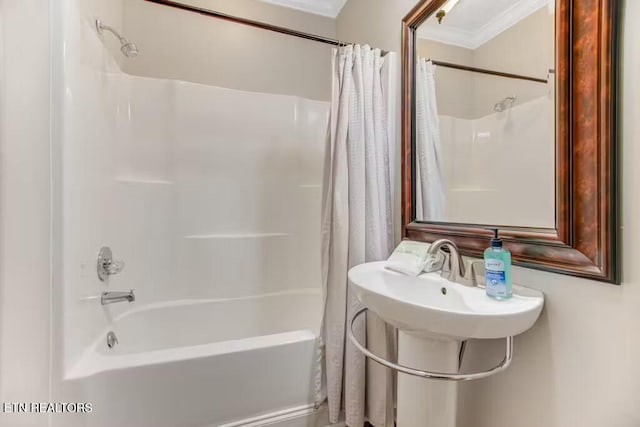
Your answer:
349;261;544;340
349;261;544;427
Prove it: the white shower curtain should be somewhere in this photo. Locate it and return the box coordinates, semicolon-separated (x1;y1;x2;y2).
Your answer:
320;44;397;427
415;59;446;220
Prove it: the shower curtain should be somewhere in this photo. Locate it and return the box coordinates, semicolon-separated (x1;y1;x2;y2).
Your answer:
415;59;446;220
320;44;397;427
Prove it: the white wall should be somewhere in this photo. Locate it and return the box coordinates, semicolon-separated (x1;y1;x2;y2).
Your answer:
417;40;474;118
338;0;640;426
0;0;125;426
0;1;52;426
122;0;336;101
417;7;554;119
471;7;554;117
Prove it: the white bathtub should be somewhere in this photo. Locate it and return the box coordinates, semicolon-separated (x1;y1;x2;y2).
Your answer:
67;290;323;427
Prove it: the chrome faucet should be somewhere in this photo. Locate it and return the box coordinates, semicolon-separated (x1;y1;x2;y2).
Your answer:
106;331;119;348
426;239;478;287
101;290;135;305
97;246;125;282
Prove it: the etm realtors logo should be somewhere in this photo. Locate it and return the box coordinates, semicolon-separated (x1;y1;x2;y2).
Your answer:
2;402;92;413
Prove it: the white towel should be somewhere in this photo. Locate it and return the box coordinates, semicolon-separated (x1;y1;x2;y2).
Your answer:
385;240;432;276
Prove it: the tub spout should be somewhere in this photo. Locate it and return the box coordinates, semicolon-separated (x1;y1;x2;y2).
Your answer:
101;290;135;305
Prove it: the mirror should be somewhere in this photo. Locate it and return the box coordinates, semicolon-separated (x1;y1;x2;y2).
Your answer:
402;0;620;283
413;0;556;227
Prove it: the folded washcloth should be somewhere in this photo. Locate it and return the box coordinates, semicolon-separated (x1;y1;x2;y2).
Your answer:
385;240;433;276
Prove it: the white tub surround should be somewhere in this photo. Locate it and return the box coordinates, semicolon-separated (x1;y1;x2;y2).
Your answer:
437;95;555;227
55;4;329;426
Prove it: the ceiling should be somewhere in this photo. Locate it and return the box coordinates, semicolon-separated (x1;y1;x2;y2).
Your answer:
418;0;551;49
258;0;349;18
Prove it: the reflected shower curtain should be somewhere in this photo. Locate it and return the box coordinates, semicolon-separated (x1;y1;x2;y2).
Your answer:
320;44;397;427
415;59;446;220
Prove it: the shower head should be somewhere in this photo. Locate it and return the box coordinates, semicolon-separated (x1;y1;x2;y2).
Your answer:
96;19;139;58
120;42;139;58
493;95;517;112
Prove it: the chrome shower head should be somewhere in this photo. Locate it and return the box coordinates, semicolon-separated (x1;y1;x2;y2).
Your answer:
121;42;139;58
493;95;517;112
96;19;139;58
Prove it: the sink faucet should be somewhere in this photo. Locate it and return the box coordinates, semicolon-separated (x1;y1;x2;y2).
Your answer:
101;290;135;305
426;239;477;287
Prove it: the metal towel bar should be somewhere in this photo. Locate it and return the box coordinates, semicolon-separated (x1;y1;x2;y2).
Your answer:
347;307;513;381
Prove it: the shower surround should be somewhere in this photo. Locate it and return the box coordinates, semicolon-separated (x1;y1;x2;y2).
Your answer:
438;95;555;228
54;3;328;426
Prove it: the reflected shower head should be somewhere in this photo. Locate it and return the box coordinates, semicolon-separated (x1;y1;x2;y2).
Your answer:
493;95;517;112
96;20;139;58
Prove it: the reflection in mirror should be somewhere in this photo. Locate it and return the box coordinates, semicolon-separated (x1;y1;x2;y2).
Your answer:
414;0;556;228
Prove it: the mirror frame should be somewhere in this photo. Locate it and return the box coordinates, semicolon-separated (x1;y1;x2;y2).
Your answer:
401;0;620;283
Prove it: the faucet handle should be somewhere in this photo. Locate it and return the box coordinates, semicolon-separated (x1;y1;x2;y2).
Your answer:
463;259;485;287
106;259;125;275
97;246;125;281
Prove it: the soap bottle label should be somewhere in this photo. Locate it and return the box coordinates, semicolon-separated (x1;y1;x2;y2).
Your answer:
485;259;507;296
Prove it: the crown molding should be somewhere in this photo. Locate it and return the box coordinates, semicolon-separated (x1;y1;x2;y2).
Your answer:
418;0;548;49
258;0;348;18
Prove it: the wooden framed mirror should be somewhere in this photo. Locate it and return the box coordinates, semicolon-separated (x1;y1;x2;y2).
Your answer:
402;0;620;283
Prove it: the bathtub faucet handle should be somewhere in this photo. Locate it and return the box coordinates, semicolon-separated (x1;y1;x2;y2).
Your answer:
97;246;125;281
106;259;125;275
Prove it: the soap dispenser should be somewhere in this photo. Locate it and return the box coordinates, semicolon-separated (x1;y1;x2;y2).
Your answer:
484;228;512;299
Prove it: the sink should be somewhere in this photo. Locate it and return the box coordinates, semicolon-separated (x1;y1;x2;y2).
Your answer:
349;261;544;340
348;261;544;427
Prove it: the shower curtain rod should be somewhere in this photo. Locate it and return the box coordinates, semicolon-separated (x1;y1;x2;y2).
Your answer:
143;0;351;47
429;59;550;84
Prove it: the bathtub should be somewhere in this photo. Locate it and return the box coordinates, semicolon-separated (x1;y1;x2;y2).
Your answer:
67;290;323;427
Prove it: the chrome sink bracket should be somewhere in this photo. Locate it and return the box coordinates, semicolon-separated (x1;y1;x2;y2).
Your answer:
348;308;513;381
97;246;125;281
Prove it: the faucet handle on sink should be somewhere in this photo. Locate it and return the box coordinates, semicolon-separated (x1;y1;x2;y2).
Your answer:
463;259;485;288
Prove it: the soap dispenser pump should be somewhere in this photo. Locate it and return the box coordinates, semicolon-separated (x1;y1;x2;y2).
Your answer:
484;228;512;299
